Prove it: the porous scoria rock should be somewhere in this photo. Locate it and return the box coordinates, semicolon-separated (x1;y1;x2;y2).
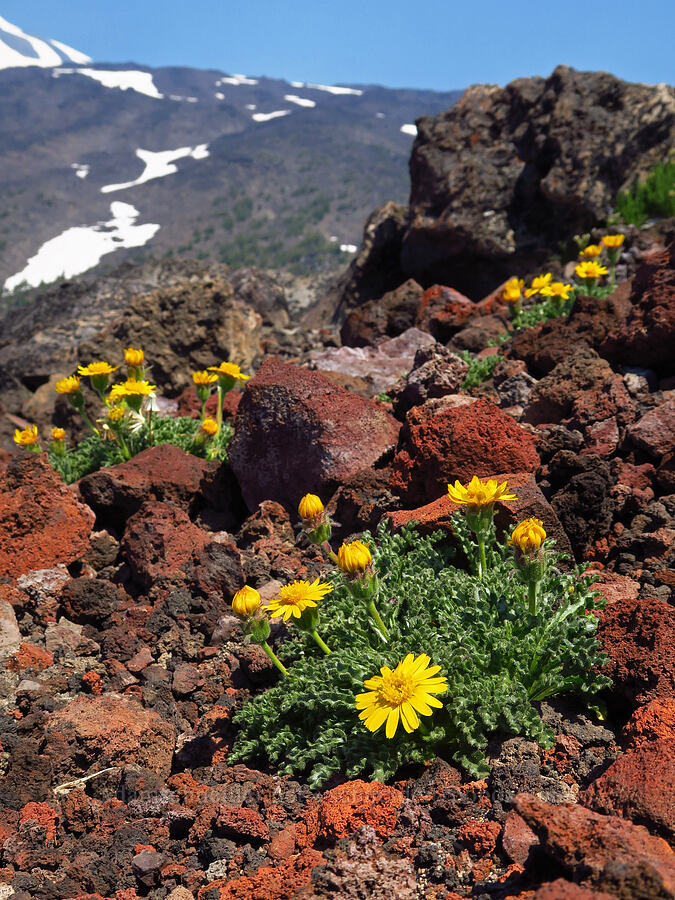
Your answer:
312;327;436;396
317;780;404;842
583;739;675;840
43;693;176;781
401;67;675;296
596;595;675;710
228;357;400;511
390;398;539;506
391;342;469;417
197;848;324;900
515;792;675;899
531;881;615;900
78;443;243;530
0;452;94;580
623;698;675;749
601;239;675;376
628;396;675;459
121;501;210;590
339;278;424;346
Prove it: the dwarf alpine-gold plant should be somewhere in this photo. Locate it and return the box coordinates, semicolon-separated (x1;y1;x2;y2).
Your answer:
231;483;610;787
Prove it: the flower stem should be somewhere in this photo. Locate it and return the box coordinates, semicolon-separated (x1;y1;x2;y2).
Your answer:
322;541;338;564
262;641;287;675
477;537;487;578
216;385;223;431
81;410;100;436
367;599;389;638
311;629;332;655
528;580;538;615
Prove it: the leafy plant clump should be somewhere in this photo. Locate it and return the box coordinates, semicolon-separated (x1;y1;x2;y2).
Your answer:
616;158;675;226
461;351;501;388
49;417;232;484
231;518;610;788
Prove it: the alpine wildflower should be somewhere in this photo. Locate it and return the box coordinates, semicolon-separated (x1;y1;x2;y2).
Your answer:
579;243;603;259
13;424;40;449
509;518;548;613
448;476;517;577
524;273;552;298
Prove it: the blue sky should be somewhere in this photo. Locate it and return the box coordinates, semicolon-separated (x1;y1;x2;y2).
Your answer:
4;0;674;90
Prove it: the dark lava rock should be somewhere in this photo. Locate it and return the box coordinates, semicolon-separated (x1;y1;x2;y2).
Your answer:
340;278;424;347
548;452;614;559
391;342;469;417
59;577;122;627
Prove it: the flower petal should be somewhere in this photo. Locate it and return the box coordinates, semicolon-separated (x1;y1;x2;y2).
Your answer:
385;707;400;739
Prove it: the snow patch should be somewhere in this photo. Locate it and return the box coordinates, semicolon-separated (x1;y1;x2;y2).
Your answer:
291;81;363;96
340;244;358;253
71;163;89;179
375;112;385;118
169;94;198;102
48;38;91;64
101;145;209;193
217;74;258;86
215;92;225;100
53;67;163;99
400;123;417;136
251;110;291;123
4;202;159;293
284;94;316;108
0;15;63;68
245;104;257;110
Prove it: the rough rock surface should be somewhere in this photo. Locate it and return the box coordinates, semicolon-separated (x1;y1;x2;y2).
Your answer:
0;452;94;580
339;279;424;346
229;357;400;511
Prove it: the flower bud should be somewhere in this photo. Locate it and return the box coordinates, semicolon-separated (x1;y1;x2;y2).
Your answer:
200;417;219;437
298;493;324;521
337;540;372;575
509;518;546;555
232;585;262;617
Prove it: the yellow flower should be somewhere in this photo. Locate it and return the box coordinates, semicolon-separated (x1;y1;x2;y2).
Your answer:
55;375;81;394
447;475;516;507
207;362;250;382
502;277;524;303
540;281;572;300
266;578;333;622
192;370;219;386
575;261;608;280
356;653;447;739
77;361;119;377
298;493;324;521
124;348;145;366
579;244;602;259
232;585;262;617
13;424;39;446
509;518;547;554
200;417;219;436
601;234;625;249
524;273;552;298
108;406;125;423
50;427;66;441
337;540;372;575
108;379;157;402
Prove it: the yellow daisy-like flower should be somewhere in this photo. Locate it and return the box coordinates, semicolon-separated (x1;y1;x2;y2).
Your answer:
124;348;145;366
208;362;250;382
232;585;262;617
108;379;157;402
108;406;125;423
192;370;219;386
55;375;81;395
524;273;552;298
266;578;333;622
13;424;39;446
447;475;517;507
200;417;219;436
509;518;547;554
77;361;119;377
540;281;573;300
337;540;372;575
575;260;608;280
356;653;447;739
502;277;524;303
298;493;324;520
50;427;66;441
601;234;625;249
579;244;603;259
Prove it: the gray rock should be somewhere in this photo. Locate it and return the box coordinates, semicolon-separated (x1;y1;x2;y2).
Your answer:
0;600;21;661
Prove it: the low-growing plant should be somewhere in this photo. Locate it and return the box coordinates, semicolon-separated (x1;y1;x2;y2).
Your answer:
460;351;501;388
616;157;675;226
230;480;610;788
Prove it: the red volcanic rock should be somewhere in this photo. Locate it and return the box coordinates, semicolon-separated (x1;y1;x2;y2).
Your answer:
532;881;615;900
7;642;54;672
340;278;424;346
502;810;538;865
457;819;501;855
583;739;675;840
197;848;324;900
623;698;675;749
318;780;404;842
600;239;675;375
78;443;236;529
596;595;675;709
515;793;675;897
414;284;477;341
228;357;400;511
44;694;176;781
121;501;210;590
523;347;634;431
215;805;269;842
628;397;675;459
390;398;539;506
0;453;94;580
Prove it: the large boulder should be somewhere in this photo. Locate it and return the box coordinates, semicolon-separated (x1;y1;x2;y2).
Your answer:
339;279;424;347
401;67;675;295
0;453;94;580
228;358;400;511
